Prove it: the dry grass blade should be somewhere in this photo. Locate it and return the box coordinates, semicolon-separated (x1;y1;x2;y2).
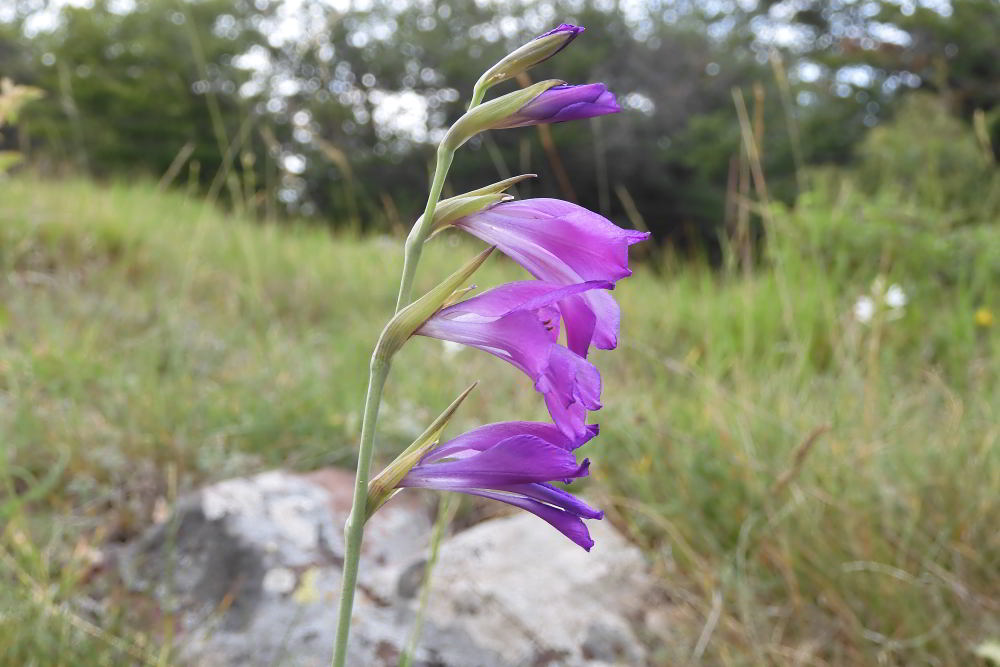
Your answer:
770;425;831;496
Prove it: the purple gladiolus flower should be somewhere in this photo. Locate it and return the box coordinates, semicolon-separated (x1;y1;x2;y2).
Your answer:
400;426;604;550
453;198;651;356
494;83;621;129
416;280;611;440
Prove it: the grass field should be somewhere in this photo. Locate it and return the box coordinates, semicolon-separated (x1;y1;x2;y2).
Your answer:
1;176;997;665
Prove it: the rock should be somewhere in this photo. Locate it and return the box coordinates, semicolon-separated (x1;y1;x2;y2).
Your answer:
120;469;433;666
119;469;660;666
410;515;655;666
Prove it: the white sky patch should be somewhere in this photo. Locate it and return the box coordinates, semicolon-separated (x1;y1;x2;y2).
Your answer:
22;0;93;36
894;0;953;17
240;80;264;98
868;21;911;46
282;153;307;174
795;61;822;83
257;0;350;48
836;64;876;89
276;77;301;96
233;45;272;73
108;0;136;14
369;89;430;143
752;21;812;49
622;92;655;116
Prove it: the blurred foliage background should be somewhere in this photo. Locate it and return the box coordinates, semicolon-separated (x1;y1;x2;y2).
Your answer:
1;1;999;665
2;0;997;247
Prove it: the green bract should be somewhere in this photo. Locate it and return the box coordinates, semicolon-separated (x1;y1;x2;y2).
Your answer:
372;246;495;364
427;174;537;234
365;383;478;519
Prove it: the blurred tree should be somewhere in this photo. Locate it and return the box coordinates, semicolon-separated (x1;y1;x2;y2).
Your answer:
7;0;280;203
742;0;1000;149
2;0;996;245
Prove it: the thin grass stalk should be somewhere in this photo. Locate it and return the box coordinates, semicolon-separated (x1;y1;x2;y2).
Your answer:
398;495;458;667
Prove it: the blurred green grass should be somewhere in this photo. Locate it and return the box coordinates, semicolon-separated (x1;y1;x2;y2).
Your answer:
0;176;997;665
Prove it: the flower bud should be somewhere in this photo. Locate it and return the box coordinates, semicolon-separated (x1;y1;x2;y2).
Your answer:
372;246;495;363
442;79;563;151
476;24;584;93
491;83;620;129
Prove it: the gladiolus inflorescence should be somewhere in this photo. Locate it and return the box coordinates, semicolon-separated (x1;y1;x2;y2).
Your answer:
331;22;648;666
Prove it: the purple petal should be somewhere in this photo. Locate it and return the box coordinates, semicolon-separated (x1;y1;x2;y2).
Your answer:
535;345;602;440
417;281;607;432
423;421;598;464
454;199;650;356
460;489;597;550
509;482;604;519
457;199;649;284
556;293;598;359
401;435;589;490
581;289;622;351
538;344;602;410
496;83;621;129
434;280;613;320
543;393;591;443
536;23;584;40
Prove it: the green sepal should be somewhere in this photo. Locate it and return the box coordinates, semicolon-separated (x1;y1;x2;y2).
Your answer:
441;80;562;151
427;174;538;237
430;193;511;231
366;382;478;519
459;173;537;198
372;246;494;364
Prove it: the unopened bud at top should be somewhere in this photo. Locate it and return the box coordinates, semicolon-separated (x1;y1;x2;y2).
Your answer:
476;24;584;93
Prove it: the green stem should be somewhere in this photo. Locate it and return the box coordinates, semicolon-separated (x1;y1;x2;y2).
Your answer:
395;145;454;312
331;358;390;667
468;78;488;111
333;84;487;666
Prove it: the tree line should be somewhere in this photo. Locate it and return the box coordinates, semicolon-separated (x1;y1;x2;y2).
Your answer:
1;0;996;246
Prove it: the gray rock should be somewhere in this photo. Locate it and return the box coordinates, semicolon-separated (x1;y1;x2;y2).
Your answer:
120;469;660;666
413;515;655;666
120;469;432;666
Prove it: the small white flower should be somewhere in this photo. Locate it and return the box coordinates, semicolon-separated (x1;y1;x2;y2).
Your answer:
885;284;907;309
854;296;875;323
